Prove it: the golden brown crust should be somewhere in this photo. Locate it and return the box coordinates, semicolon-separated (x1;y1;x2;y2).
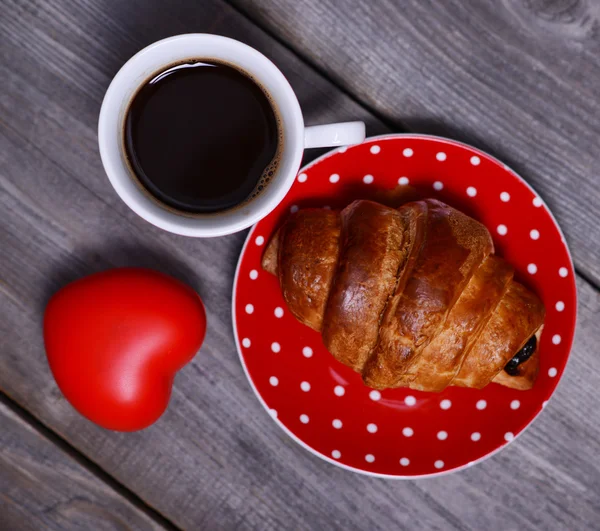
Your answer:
492;326;543;390
453;282;545;389
277;209;341;331
261;228;280;275
407;255;514;392
261;199;546;392
363;199;494;389
355;201;427;387
322;201;405;371
392;202;429;316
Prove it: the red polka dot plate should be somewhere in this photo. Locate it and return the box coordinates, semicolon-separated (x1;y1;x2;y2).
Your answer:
232;135;577;478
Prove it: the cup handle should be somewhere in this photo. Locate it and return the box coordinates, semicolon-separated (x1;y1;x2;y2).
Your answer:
304;121;366;149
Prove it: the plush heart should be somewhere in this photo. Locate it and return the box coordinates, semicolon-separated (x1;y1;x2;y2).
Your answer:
44;268;206;431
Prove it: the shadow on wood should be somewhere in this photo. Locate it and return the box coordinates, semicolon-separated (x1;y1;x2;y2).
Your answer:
39;243;205;315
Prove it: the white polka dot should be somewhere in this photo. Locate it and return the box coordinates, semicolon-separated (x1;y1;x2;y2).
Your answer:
367;423;378;433
271;342;281;353
476;399;487;410
440;399;452;410
365;454;375;463
245;304;254;314
467;186;477;197
530;229;540;240
436;152;447;161
497;224;508;236
402;427;414;437
290;205;299;214
363;174;374;184
555;301;565;312
500;192;511;202
434;460;445;469
437;431;448;441
255;236;264;246
370;145;381;154
400;457;410;466
471;432;481;441
533;197;543;207
552;334;562;345
369;390;381;401
398;176;409;186
339;146;347;153
300;414;309;424
269;376;278;386
329;173;340;183
548;367;558;377
527;263;538;275
274;307;284;318
332;419;343;429
334;385;345;397
332;450;341;459
297;173;307;183
300;381;311;392
504;432;514;442
542;400;549;408
302;346;313;358
433;181;444;191
249;269;258;280
559;267;568;278
269;408;277;418
403;148;413;157
242;338;251;348
470;156;481;166
510;400;520;410
404;396;416;406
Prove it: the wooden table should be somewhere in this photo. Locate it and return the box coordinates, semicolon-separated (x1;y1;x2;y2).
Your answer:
2;1;599;529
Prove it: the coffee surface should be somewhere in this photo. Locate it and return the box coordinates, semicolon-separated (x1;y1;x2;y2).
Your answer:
124;61;280;213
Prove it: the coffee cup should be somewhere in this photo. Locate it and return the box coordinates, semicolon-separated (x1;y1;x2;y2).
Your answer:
98;34;365;237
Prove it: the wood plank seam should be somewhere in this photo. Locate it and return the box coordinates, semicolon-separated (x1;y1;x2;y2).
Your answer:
220;0;403;133
573;268;600;295
0;390;181;531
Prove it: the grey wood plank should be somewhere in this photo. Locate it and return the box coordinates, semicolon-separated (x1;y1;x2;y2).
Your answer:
1;0;600;530
228;0;600;285
0;400;165;531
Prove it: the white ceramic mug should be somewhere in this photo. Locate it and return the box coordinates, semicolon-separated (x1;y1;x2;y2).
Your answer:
98;34;365;237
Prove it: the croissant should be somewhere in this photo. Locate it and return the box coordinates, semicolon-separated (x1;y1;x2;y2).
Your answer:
262;199;545;391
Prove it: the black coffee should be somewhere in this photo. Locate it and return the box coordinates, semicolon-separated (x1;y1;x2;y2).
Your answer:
124;60;281;213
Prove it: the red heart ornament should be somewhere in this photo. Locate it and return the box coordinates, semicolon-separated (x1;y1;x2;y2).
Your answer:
44;268;206;431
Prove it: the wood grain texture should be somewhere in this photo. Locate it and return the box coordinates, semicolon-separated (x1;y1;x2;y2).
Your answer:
0;401;164;531
1;0;600;530
228;0;600;285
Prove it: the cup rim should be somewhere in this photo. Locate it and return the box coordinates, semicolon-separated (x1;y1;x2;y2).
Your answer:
98;34;305;237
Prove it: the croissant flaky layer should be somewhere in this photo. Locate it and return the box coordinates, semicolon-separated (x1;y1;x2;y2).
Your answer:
262;199;545;391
